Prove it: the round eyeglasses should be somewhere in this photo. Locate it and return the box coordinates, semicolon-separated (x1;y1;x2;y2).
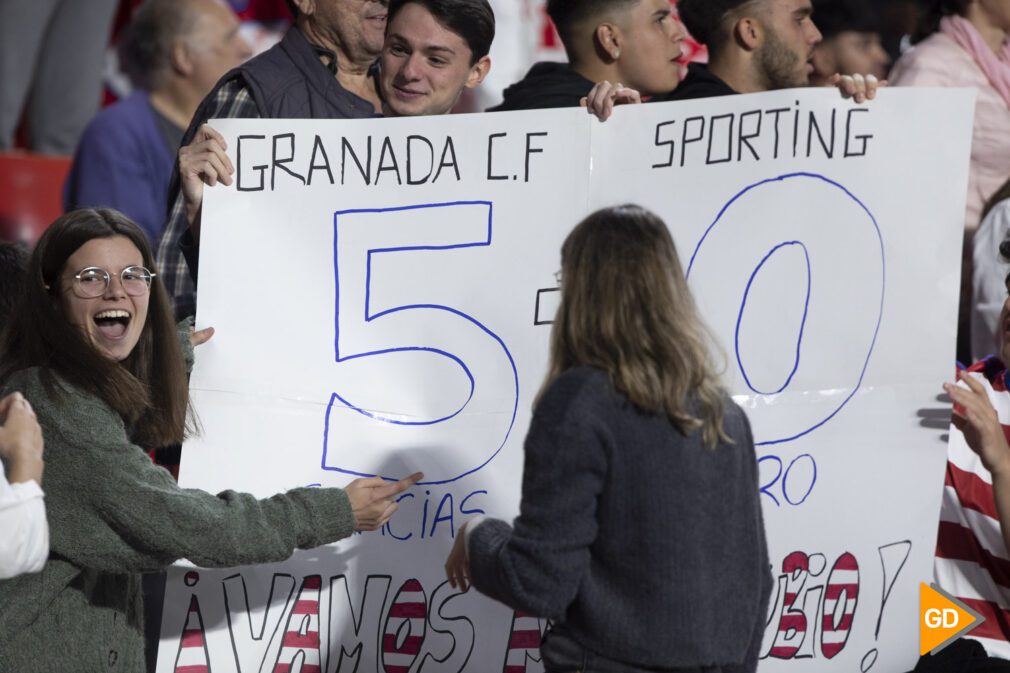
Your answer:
71;266;156;298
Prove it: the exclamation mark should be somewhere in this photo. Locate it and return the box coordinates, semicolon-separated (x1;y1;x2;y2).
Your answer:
861;540;912;672
174;571;211;673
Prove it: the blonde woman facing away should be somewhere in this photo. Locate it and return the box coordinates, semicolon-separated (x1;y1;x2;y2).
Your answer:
445;205;772;672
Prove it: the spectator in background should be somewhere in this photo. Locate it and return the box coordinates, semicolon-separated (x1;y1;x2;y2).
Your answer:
0;393;47;581
889;0;1010;363
64;0;252;244
809;0;891;86
878;0;924;62
489;0;685;112
0;0;119;154
973;177;1010;359
668;0;880;102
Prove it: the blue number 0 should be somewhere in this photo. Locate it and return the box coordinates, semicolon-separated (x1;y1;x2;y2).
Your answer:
686;173;885;446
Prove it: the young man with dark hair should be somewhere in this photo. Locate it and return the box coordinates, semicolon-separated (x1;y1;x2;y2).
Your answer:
668;0;879;102
380;0;493;116
489;0;685;112
809;0;890;86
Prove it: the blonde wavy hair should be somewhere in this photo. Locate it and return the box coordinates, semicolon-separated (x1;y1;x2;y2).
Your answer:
539;204;730;447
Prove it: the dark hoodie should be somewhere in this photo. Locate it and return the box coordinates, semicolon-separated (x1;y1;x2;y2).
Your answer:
658;63;737;102
488;62;596;112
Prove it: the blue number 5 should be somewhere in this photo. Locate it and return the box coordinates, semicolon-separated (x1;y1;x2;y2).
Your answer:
321;201;519;485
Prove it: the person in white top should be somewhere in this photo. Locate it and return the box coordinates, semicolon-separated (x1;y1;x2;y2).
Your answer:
0;391;47;579
973;178;1010;360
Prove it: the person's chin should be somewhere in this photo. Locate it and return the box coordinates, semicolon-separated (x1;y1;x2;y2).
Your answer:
390;92;431;116
93;335;138;362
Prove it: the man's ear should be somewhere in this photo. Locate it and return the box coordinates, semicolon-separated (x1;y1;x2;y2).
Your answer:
594;22;622;61
170;40;194;77
465;55;491;89
733;15;764;51
293;0;315;17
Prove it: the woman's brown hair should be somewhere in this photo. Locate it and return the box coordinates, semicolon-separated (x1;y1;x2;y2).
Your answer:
0;208;190;447
541;204;729;447
914;0;970;43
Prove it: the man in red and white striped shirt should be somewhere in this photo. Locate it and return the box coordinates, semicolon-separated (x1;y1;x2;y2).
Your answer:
937;277;1010;667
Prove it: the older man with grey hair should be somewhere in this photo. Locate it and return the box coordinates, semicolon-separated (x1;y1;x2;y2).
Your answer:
63;0;251;242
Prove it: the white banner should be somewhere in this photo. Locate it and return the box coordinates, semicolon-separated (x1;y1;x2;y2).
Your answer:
157;87;975;673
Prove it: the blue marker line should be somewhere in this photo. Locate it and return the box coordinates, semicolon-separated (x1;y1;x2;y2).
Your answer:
735;241;811;395
688;172;886;446
321;201;519;485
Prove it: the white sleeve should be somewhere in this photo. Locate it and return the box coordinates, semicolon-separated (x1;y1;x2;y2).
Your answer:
972;201;1010;361
0;470;50;579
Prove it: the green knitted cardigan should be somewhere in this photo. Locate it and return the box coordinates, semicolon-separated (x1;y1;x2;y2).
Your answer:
0;366;354;672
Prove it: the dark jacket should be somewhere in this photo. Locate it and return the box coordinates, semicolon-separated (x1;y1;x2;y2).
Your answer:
488;62;595;112
468;366;772;671
235;25;378;120
659;62;738;102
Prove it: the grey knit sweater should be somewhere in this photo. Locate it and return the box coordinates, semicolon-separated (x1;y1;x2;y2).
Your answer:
468;366;772;670
0;368;355;672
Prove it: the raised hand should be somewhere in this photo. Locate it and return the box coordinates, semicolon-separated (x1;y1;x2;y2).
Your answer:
178;124;234;234
831;73;886;104
444;520;471;591
944;371;1010;475
0;393;44;485
580;80;642;122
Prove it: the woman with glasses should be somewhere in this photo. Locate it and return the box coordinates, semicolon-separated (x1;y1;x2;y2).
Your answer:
445;205;771;672
0;208;421;671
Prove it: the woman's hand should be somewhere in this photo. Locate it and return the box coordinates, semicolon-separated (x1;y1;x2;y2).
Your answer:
944;371;1010;475
831;73;886;104
179;124;234;235
345;472;423;531
580;80;642;122
0;393;44;484
445;519;471;591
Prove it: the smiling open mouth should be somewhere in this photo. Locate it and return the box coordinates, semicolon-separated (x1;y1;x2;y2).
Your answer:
94;309;131;339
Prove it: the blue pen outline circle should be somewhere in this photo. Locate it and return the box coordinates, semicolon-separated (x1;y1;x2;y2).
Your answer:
687;173;885;446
